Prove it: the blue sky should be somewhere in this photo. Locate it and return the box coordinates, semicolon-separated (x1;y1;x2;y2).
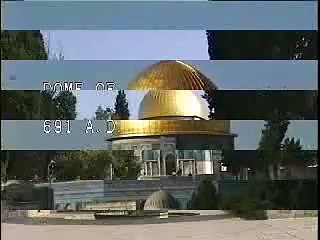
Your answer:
42;31;209;60
43;30;318;150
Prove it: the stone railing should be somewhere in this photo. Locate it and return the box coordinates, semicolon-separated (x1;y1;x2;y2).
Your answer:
83;201;136;211
266;210;318;219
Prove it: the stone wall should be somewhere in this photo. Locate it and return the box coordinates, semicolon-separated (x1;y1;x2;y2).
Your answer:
35;179;197;210
36;180;105;206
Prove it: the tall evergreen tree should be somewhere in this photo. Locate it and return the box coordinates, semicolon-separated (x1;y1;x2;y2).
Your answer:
257;110;290;180
113;90;130;120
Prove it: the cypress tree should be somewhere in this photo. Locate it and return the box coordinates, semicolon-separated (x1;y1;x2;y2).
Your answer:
113;90;130;120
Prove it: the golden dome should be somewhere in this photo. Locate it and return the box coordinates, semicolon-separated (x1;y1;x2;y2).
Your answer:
128;61;217;90
111;120;232;139
108;61;236;141
138;90;209;120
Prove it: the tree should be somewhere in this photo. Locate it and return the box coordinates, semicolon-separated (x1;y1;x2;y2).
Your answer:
51;150;140;180
204;30;317;120
113;90;130;120
3;151;56;181
1;31;48;60
112;151;141;178
40;90;77;180
53;151;113;180
84;151;113;179
1;156;9;182
95;105;106;120
94;106;113;120
1;30;77;181
280;137;315;177
40;90;57;119
207;31;317;60
53;91;77;120
187;179;219;209
257;110;290;180
201;90;216;119
1;30;49;182
54;151;85;180
202;90;317;120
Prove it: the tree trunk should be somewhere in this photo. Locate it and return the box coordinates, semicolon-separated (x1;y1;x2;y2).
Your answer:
2;158;9;183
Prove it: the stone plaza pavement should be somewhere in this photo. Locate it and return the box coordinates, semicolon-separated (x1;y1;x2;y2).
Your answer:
2;217;318;240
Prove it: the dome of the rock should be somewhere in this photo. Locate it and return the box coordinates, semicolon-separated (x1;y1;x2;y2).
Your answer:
108;60;236;177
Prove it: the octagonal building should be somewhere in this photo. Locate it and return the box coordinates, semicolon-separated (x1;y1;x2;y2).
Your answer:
108;61;237;178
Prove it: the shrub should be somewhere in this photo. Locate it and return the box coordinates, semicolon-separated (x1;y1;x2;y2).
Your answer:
4;182;34;202
221;193;268;220
220;180;269;220
264;180;318;210
187;179;219;210
219;179;318;219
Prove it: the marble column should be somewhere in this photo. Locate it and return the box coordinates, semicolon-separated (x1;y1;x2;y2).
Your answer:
188;160;193;175
158;158;161;176
181;161;184;176
149;162;153;176
144;162;148;176
163;158;166;175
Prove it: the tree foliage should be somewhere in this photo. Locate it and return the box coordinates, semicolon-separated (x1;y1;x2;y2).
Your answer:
207;31;317;60
204;30;318;120
94;106;113;120
113;90;130;120
1;30;77;182
203;30;317;180
112;151;141;178
257;110;290;179
281;137;314;168
187;179;219;210
202;91;317;120
53;91;77;120
1;31;48;60
93;91;129;120
4;150;141;181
